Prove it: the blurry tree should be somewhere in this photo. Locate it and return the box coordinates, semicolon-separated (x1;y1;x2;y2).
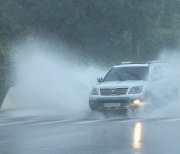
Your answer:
0;0;180;105
0;9;20;106
1;0;180;62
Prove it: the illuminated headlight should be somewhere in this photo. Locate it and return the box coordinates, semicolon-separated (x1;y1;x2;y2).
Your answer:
132;99;144;106
129;86;143;94
91;88;99;95
133;99;141;105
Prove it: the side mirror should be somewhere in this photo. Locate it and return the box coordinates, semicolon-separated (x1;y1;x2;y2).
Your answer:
97;77;103;83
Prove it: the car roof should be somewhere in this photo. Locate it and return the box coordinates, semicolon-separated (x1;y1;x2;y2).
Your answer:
114;61;168;68
114;64;149;67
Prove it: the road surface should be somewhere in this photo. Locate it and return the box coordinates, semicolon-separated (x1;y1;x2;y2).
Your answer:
0;111;180;154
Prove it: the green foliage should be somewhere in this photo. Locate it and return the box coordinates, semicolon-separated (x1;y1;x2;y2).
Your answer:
0;9;18;106
0;0;179;104
1;0;180;62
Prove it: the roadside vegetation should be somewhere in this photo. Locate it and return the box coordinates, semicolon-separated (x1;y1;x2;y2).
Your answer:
0;0;180;106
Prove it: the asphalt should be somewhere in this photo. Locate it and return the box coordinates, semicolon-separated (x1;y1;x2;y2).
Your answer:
0;111;180;154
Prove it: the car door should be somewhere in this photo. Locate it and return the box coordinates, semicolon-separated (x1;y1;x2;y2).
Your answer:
149;64;172;103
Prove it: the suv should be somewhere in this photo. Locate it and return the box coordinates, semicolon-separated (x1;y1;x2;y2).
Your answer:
89;61;175;112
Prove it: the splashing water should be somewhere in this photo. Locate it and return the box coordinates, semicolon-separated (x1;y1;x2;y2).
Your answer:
5;38;105;118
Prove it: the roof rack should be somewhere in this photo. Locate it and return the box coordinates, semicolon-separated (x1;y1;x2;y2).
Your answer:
118;60;166;65
120;61;133;64
119;61;148;65
148;60;166;64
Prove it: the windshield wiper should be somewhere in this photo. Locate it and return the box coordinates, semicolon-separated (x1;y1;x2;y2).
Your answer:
125;71;141;80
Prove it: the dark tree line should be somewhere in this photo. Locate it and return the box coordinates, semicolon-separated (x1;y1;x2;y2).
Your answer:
1;0;180;61
0;0;180;105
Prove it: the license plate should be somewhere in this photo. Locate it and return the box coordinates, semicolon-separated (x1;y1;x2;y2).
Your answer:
104;103;121;107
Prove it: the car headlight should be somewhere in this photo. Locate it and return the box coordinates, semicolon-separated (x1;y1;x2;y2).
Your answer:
91;88;99;95
129;86;143;94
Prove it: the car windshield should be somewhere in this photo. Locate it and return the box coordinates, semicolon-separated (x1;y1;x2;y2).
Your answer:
103;66;149;82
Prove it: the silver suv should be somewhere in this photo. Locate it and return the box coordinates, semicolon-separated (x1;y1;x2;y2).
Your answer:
89;61;175;112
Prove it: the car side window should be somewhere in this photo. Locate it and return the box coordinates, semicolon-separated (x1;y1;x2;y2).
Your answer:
152;66;170;80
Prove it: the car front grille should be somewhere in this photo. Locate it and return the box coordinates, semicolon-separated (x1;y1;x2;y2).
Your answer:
100;88;128;96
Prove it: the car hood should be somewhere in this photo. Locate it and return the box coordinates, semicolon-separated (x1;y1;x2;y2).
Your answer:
94;80;148;89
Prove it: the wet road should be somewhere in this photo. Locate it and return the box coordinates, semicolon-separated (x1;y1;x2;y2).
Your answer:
0;112;180;154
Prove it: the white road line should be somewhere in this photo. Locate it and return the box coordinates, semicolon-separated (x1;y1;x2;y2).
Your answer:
158;118;180;123
73;119;107;124
0;119;40;126
113;118;140;123
73;118;125;124
32;119;77;125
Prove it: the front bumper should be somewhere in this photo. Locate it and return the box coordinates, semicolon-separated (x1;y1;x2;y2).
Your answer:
89;95;145;111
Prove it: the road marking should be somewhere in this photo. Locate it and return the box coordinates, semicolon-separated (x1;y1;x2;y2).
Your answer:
73;118;125;124
73;119;107;124
2;116;180;126
32;119;77;125
158;118;180;123
0;119;40;126
113;118;140;123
